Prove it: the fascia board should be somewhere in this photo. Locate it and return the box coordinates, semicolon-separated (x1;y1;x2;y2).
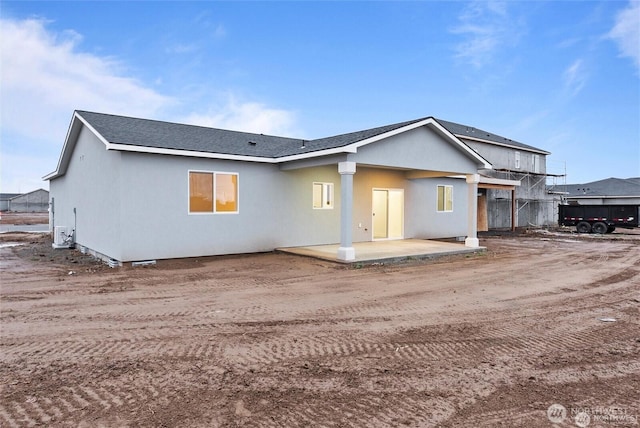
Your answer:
43;112;86;180
106;142;359;163
75;113;111;147
457;134;551;155
479;176;521;187
106;143;280;163
308;118;492;170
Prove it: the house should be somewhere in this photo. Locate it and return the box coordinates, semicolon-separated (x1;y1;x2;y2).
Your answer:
45;111;548;264
555;177;640;206
7;189;50;212
438;120;555;230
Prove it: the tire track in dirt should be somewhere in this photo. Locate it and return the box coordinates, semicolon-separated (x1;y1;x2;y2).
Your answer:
534;360;640;384
2;335;223;363
2;234;639;427
1;376;167;427
240;394;453;428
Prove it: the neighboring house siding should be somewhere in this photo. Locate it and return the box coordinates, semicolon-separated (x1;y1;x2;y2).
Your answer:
463;140;554;228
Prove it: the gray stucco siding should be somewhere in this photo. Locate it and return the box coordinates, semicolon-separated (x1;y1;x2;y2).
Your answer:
115;154;343;261
463;140;546;175
351;126;479;174
50;125;123;260
406;177;468;239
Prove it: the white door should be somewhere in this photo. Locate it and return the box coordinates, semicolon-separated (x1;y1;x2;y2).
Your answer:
372;189;404;240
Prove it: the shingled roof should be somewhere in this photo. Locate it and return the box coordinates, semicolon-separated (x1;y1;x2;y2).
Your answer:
78;111;427;159
557;177;640;197
77;111;548;159
437;119;550;154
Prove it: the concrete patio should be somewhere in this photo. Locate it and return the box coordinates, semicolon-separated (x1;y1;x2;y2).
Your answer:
277;239;485;264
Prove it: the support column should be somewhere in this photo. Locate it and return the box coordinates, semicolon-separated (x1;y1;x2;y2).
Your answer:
337;161;356;261
465;174;480;248
511;188;517;232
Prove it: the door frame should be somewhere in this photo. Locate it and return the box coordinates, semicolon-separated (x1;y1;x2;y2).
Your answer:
371;188;404;241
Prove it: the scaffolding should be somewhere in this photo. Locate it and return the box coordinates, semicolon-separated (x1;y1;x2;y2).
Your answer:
481;160;567;228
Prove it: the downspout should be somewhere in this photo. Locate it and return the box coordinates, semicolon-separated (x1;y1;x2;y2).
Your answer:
71;207;77;247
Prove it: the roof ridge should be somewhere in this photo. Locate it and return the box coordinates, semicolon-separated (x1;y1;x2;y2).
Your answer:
76;110;302;142
308;116;430;142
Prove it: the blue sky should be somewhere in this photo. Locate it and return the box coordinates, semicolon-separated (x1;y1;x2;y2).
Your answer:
1;0;638;193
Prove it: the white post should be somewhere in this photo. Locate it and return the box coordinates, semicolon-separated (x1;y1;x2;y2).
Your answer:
465;174;480;248
337;161;356;261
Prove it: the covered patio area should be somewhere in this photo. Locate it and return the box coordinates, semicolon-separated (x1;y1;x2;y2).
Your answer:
277;238;485;264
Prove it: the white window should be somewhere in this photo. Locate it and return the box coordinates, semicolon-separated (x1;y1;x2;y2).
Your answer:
532;154;540;173
437;185;453;212
189;171;239;214
313;182;334;209
514;151;521;169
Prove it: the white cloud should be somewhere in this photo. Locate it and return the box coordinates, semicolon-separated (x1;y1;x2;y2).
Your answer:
166;43;198;54
0;17;298;192
213;24;226;39
0;152;52;193
0;18;174;142
182;95;299;137
563;59;588;96
450;1;521;68
607;0;640;73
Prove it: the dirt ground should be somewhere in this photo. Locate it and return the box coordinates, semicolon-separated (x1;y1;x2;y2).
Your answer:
1;227;639;427
0;212;49;225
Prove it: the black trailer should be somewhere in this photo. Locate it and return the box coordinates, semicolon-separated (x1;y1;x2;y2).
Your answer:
558;204;639;234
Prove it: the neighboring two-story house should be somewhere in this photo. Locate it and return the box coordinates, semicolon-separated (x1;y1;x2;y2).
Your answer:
439;120;554;230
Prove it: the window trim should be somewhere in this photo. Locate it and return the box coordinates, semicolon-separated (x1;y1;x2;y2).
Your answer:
532;154;540;174
436;184;453;213
188;170;239;215
514;151;521;169
312;182;334;209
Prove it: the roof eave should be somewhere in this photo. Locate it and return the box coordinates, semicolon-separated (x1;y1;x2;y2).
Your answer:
456;134;550;155
44;111;113;181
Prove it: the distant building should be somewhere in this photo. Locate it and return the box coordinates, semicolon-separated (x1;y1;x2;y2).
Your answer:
0;193;21;211
554;177;640;206
439;120;558;229
8;189;50;212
